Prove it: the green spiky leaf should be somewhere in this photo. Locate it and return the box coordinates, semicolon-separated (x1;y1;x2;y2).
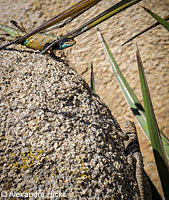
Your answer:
97;28;169;159
143;7;169;31
136;45;169;199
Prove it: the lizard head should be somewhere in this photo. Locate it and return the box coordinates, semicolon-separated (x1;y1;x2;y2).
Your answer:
56;37;76;50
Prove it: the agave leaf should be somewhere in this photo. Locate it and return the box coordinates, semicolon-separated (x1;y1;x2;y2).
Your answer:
90;62;96;93
143;7;169;31
136;44;169;199
97;28;169;160
97;28;148;137
97;29;168;198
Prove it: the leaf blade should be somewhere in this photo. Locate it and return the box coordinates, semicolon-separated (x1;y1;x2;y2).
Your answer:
136;44;169;199
143;7;169;31
97;28;169;159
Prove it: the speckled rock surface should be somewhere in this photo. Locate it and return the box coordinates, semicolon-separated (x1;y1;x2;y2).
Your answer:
0;0;168;197
0;48;140;199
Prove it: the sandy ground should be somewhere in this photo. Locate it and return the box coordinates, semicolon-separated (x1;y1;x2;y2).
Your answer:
0;0;169;197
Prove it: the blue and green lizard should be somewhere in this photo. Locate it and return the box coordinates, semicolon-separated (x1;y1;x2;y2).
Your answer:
0;22;76;51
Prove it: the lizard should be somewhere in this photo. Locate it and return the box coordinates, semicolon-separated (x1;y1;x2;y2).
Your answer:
123;120;152;200
0;21;76;52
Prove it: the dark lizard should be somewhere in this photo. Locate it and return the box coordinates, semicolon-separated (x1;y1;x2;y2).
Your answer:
123;121;152;200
